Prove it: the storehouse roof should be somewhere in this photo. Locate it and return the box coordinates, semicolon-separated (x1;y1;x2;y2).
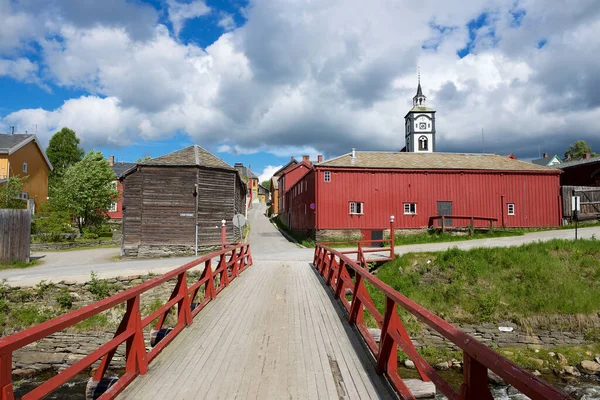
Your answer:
555;155;600;169
140;145;233;170
111;162;136;178
317;151;560;172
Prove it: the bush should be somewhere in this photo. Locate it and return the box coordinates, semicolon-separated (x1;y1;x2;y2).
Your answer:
82;232;99;239
55;289;74;309
88;272;113;299
32;208;74;242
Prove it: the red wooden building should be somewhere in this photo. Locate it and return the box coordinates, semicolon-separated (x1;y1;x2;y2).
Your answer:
107;156;135;220
285;151;562;240
277;155;316;226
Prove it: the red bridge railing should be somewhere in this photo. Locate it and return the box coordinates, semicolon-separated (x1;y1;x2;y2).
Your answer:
0;243;252;400
313;244;571;400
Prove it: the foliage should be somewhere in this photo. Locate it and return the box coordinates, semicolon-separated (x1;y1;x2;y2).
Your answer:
36;280;55;297
261;180;271;190
51;150;118;234
73;313;110;330
88;272;115;300
31;204;73;242
0;176;27;209
46;127;84;178
136;155;152;162
82;232;99;239
0;259;39;271
55;289;74;309
369;239;600;325
564;140;597;159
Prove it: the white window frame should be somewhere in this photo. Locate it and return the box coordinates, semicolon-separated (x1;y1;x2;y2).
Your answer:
109;202;118;213
403;203;417;215
507;203;515;216
19;192;28;200
324;171;331;182
23;162;28;173
349;201;363;215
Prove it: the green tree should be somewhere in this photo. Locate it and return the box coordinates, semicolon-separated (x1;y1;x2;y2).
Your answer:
564;140;597;159
261;180;271;190
51;150;118;233
136;155;152;162
46;127;84;178
0;176;26;209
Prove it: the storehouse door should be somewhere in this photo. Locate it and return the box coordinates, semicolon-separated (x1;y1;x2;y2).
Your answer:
371;230;384;247
437;201;453;227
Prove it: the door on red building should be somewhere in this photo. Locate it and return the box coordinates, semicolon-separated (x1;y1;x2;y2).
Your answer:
437;201;453;227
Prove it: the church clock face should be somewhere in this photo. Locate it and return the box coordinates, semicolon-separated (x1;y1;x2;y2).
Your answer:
419;122;426;130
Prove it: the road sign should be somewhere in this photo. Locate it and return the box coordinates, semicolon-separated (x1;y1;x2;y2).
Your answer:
572;196;581;212
310;203;315;210
233;214;246;228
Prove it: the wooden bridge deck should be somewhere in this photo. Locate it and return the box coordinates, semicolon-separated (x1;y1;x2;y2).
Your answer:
120;260;396;399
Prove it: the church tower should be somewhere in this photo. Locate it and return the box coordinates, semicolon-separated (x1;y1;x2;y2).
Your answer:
404;75;436;153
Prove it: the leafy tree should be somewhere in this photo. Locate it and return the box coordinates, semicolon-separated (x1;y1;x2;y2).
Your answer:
564;140;597;159
261;180;271;190
0;176;26;209
51;150;118;234
136;155;152;162
46;127;84;178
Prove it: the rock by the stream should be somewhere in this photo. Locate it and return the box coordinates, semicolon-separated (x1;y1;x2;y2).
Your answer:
580;360;600;374
488;370;506;385
368;328;381;342
527;357;544;367
404;359;416;369
563;366;581;377
435;361;451;371
557;353;568;366
403;379;436;399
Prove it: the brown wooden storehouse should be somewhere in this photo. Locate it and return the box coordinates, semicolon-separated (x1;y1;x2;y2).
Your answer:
120;145;246;257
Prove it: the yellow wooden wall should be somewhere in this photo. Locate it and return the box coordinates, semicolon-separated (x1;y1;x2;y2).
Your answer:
6;142;50;208
0;156;8;179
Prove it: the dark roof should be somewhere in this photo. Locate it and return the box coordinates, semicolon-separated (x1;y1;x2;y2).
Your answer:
111;162;136;178
531;155;560;166
0;134;34;152
318;151;560;172
258;184;269;194
415;82;423;97
140;145;233;170
234;163;258;179
556;155;600;169
273;159;298;177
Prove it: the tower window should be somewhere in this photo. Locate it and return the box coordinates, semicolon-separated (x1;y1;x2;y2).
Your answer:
419;136;428;151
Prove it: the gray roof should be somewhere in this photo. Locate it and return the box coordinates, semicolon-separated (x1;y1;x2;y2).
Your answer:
111;162;136;178
273;159;298;177
0;134;34;153
555;155;600;169
235;163;258;179
531;155;560;166
318;151;560;172
140;145;233;170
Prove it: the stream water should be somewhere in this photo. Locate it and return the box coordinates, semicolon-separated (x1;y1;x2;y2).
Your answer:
13;370;600;400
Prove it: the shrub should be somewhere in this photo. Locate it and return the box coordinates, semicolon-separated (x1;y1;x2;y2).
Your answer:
88;272;112;299
32;208;73;242
36;280;55;297
56;289;74;309
82;232;99;239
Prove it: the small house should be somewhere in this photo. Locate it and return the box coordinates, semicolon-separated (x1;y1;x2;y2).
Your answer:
120;145;246;257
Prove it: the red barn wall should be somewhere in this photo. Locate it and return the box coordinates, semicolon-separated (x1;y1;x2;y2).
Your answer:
278;162;313;225
314;169;562;230
288;170;316;231
107;179;124;220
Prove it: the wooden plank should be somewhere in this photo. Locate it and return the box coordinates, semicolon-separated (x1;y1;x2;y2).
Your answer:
0;209;30;263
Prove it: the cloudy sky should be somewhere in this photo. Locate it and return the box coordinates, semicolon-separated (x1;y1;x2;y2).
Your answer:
1;0;599;181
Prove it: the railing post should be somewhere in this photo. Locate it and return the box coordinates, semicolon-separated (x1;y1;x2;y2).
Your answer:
348;275;364;325
1;353;14;400
376;297;398;375
334;260;346;299
221;219;227;249
469;217;474;236
389;215;395;260
459;353;494;400
489;219;493;232
441;216;445;233
176;273;192;327
125;295;148;376
203;259;216;300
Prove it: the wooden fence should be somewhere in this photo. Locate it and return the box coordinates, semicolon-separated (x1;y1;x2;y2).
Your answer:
0;209;30;263
562;186;600;220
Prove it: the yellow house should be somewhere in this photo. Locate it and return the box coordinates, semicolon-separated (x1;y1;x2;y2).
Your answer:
0;131;53;212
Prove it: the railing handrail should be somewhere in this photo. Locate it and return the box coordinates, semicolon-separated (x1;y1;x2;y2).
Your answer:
430;215;498;222
313;244;570;400
0;243;253;400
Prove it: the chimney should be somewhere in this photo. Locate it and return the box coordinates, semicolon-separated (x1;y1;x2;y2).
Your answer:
317;154;323;163
585;153;591;159
109;155;114;166
543;153;548;158
566;154;571;161
302;155;310;163
290;156;295;162
351;148;356;158
9;126;14;135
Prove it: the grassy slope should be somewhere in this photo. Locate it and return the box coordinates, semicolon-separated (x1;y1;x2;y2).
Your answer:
369;239;600;326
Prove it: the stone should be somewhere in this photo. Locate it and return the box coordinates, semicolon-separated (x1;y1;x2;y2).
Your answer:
527;357;544;367
557;353;568;365
131;279;143;285
367;328;381;342
595;356;600;364
16;351;66;364
502;351;513;356
435;361;450;371
580;360;600;374
403;379;436;399
404;359;416;369
548;352;555;357
532;370;541;376
62;280;77;286
563;366;581;377
487;370;506;385
12;368;37;379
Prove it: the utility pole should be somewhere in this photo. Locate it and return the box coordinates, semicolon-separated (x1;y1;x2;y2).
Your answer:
481;128;485;153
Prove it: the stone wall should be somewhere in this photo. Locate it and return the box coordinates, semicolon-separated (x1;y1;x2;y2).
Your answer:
31;240;115;252
121;244;222;258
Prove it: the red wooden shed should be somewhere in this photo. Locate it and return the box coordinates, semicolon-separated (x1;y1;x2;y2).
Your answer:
285;151;562;240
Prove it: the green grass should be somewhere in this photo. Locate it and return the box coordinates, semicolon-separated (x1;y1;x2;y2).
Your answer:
0;259;40;271
367;239;600;326
270;217;315;247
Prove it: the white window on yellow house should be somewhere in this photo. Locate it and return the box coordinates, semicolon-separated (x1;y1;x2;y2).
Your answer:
23;162;28;173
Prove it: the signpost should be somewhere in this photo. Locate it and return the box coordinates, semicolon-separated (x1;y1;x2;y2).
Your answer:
572;191;581;240
233;214;247;242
